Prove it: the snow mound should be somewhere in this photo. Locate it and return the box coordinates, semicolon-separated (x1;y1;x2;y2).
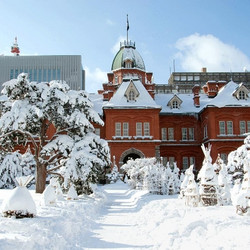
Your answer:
1;186;36;218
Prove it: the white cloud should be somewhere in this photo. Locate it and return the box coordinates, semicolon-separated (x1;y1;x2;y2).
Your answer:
175;33;250;72
106;19;115;26
111;36;126;54
84;67;107;93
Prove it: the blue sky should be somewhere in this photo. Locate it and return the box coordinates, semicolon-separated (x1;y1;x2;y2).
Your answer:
1;0;250;92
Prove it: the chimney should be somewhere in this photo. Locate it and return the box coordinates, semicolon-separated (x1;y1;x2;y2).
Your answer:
201;67;207;73
192;84;200;107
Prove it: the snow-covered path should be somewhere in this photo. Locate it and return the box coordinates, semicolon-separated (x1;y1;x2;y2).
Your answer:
84;181;250;250
84;181;153;249
0;181;250;249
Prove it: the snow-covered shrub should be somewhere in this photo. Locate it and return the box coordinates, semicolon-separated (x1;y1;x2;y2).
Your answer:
121;157;181;195
0;150;35;189
122;158;153;189
227;135;250;183
106;164;120;184
218;162;231;206
184;165;199;207
1;175;36;218
42;184;57;206
67;185;78;200
235;154;250;215
198;144;218;206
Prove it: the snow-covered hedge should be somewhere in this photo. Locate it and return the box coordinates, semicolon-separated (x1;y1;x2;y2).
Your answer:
121;157;181;195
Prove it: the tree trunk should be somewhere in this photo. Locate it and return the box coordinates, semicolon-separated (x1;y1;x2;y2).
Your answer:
36;163;47;193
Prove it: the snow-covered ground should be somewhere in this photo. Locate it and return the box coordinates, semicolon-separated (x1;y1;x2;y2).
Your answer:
0;181;250;250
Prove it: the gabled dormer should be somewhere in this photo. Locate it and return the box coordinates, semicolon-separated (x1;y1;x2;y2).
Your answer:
167;94;183;109
124;79;139;102
233;83;249;100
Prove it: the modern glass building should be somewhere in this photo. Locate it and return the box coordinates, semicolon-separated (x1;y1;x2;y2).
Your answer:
0;55;85;90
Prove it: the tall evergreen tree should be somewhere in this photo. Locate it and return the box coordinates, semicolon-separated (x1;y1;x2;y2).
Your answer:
0;73;110;193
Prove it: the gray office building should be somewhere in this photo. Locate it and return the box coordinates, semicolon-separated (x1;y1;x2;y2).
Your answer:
0;55;85;90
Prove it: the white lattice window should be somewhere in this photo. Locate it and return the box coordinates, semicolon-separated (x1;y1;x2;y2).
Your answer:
168;128;174;140
219;121;225;135
115;122;121;136
144;122;150;136
240;121;246;134
136;122;142;136
161;128;167;140
123;122;129;136
227;121;233;135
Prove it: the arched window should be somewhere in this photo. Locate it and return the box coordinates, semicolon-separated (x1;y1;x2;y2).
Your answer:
129;90;135;101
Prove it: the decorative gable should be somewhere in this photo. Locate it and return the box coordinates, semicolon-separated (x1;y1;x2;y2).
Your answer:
233;83;249;100
124;79;140;102
167;94;183;109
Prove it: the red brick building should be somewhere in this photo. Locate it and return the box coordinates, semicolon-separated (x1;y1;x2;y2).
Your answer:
90;40;250;171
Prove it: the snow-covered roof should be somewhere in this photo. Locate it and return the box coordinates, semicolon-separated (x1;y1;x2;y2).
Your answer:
111;44;145;71
210;81;250;108
103;79;161;109
90;80;250;115
88;93;107;115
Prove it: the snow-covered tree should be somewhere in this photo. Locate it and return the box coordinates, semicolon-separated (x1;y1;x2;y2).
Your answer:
172;162;181;194
235;154;250;215
0;73;110;193
122;157;181;195
106;156;120;183
227;135;250;183
198;144;218;206
0;149;35;188
184;165;199;207
218;162;231;206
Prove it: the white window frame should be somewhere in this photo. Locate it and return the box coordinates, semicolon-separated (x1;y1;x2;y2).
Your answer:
219;121;225;135
227;121;233;135
128;90;135;101
136;122;142;136
172;100;179;109
248;121;250;133
240;121;246;135
189;128;194;140
168;128;174;140
182;128;188;140
123;122;129;137
115;122;121;136
144;122;150;136
161;128;167;140
239;90;245;100
182;157;189;170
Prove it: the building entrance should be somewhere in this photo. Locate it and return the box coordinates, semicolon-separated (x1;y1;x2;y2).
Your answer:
122;153;141;164
119;148;145;166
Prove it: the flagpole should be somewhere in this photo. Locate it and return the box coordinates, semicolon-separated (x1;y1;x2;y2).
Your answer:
127;14;129;44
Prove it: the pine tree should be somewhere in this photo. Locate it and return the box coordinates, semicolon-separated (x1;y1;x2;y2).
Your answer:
198;144;218;206
0;73;110;193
